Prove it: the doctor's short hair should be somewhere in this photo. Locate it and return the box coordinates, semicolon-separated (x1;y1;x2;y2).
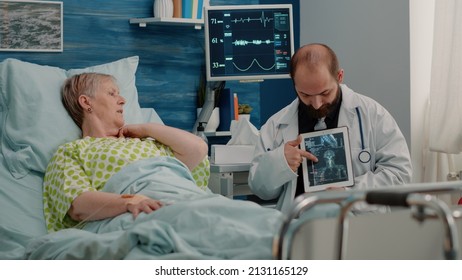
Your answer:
290;43;340;79
61;72;116;128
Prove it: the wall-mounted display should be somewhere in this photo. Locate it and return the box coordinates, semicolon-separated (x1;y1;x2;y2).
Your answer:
204;4;294;82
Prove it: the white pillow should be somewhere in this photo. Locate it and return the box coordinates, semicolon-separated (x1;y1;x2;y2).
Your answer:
67;57;144;125
0;56;145;178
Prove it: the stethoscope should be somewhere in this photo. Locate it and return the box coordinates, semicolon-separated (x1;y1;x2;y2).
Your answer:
355;107;371;163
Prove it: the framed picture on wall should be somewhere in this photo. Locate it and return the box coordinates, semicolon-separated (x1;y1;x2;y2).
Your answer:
0;0;63;52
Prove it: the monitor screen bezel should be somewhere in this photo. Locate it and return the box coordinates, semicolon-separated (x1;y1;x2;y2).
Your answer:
204;4;294;82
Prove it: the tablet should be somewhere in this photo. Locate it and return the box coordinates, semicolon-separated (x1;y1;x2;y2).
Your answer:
300;126;354;192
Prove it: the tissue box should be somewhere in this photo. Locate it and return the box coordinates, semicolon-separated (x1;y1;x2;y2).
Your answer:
211;145;255;164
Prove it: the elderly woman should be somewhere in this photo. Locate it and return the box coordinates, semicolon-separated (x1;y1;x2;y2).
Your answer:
37;73;284;260
43;73;209;232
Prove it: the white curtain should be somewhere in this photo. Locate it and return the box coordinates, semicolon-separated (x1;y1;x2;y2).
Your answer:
424;0;462;203
423;99;455;182
428;0;462;154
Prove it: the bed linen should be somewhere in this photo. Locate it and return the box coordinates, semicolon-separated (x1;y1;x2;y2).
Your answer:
0;152;47;259
24;157;284;259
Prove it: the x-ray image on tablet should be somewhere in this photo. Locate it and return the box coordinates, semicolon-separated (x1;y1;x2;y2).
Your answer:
300;127;354;192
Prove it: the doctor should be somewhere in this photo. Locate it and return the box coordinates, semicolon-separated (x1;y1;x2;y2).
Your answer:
248;43;412;214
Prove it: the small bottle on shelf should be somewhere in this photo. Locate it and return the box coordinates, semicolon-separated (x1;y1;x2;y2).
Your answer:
196;122;208;144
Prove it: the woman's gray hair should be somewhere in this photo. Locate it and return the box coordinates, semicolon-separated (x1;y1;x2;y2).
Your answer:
61;73;116;128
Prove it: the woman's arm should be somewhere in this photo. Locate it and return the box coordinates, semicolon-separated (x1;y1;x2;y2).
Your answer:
118;123;208;170
68;191;162;222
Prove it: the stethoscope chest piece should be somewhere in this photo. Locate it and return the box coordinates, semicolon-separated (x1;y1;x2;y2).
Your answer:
358;150;371;163
355;106;371;163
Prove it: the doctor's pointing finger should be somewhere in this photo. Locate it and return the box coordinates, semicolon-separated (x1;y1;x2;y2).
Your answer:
284;135;318;171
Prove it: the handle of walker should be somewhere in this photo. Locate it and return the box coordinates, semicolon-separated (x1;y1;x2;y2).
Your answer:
363;191;458;260
365;191;410;207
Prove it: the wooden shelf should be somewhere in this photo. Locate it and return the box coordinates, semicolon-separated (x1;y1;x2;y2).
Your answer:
129;17;204;29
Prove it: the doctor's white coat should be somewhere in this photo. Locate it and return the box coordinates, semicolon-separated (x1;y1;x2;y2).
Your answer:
248;84;412;214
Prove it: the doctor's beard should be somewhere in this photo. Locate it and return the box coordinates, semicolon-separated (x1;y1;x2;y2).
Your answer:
299;86;341;119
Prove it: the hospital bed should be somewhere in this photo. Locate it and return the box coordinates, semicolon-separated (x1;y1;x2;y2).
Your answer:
274;182;462;260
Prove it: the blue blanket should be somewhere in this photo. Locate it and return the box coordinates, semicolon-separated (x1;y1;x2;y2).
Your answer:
24;157;284;259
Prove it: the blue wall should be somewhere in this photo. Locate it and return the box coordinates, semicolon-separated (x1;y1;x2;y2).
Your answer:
0;0;298;131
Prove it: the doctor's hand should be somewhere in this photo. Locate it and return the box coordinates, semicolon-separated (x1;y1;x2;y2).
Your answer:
284;135;318;172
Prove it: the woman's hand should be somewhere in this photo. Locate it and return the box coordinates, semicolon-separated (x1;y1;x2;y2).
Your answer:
123;194;163;219
118;124;149;138
69;191;163;222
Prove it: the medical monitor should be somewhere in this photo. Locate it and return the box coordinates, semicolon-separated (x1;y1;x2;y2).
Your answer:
204;4;294;82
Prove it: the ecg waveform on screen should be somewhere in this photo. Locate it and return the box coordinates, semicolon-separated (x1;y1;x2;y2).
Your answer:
233;58;275;72
232;39;274;46
230;11;274;27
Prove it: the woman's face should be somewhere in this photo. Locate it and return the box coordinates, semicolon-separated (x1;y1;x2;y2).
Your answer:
91;78;126;130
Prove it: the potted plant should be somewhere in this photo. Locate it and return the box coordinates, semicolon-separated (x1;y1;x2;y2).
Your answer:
238;103;253;121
